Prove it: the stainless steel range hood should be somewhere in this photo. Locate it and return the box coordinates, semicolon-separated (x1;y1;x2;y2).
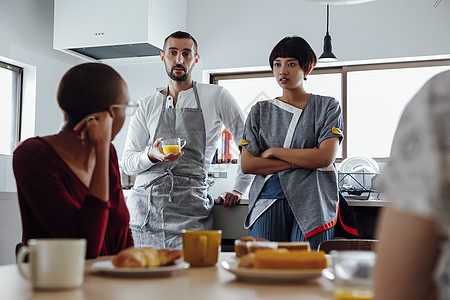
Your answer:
68;43;162;60
53;0;187;61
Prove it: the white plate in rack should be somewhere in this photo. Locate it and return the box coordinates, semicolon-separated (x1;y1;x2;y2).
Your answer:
338;157;379;190
338;156;379;174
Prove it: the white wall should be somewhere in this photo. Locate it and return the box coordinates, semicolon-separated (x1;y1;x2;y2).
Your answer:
1;0;82;137
186;0;450;70
0;0;82;265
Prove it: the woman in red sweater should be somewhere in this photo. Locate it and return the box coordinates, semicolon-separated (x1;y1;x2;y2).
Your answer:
13;63;135;258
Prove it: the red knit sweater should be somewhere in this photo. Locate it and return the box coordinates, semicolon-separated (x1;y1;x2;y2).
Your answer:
13;137;134;258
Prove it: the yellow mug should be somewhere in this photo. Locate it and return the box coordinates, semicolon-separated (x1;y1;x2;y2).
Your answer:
182;230;222;266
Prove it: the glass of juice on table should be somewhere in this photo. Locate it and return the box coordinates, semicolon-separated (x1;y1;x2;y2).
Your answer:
331;250;376;300
161;138;186;154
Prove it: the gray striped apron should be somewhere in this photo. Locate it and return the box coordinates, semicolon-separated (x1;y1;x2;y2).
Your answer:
127;82;213;249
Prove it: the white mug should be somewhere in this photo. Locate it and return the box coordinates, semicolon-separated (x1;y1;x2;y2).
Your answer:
17;238;87;289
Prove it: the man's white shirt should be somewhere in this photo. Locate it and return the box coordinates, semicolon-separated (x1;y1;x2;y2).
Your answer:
121;83;252;194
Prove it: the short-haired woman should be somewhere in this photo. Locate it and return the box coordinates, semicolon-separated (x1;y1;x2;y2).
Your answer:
240;36;344;249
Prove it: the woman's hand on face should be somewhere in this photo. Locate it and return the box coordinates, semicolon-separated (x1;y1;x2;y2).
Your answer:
148;137;183;163
73;111;113;148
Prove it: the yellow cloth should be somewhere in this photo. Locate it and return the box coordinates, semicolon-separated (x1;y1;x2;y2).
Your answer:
332;127;343;136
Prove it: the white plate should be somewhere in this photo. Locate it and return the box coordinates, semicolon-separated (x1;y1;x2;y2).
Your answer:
221;259;322;282
338;156;379;174
89;259;189;277
338;157;379;190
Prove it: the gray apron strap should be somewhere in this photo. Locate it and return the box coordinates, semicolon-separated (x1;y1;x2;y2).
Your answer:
161;81;201;112
192;81;201;109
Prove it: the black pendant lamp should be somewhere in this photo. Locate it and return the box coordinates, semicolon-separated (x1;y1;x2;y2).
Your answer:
319;5;337;62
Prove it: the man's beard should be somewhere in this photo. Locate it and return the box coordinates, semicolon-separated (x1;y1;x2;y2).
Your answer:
166;64;191;82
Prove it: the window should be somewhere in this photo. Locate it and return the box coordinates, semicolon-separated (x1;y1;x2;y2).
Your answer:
0;61;23;155
210;57;450;161
346;65;450;158
216;72;343;159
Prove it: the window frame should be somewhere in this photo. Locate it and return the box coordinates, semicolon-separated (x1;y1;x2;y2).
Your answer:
209;56;450;162
0;60;24;154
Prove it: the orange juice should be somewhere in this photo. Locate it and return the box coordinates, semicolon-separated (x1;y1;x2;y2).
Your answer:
162;145;181;154
334;288;373;300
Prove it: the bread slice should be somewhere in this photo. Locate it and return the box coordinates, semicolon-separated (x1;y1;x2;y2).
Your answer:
234;238;278;258
277;241;310;251
254;250;327;270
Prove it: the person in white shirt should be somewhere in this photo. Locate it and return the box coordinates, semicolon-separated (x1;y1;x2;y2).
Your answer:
121;31;252;249
374;70;450;300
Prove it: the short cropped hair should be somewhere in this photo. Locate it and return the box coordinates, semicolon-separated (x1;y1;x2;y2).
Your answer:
163;31;198;55
269;36;317;73
57;63;125;128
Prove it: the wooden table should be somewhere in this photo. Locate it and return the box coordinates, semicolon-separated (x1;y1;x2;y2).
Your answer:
0;252;334;300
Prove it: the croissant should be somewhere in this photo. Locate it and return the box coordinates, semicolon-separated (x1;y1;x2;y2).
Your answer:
112;247;183;268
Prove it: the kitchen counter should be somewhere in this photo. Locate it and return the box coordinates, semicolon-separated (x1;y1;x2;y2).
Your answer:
221;198;387;207
0;191;18;201
346;199;387;207
123;190;386;244
213;198;387;244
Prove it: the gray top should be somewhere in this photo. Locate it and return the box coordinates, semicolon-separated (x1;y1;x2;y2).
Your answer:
241;95;344;236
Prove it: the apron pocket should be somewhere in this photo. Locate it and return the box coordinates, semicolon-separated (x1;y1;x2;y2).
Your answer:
126;188;150;227
171;176;212;215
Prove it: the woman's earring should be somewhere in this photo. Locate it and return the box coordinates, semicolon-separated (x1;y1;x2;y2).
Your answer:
304;77;308;81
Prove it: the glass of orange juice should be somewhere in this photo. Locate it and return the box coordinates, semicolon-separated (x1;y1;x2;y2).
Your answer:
331;251;376;300
333;287;373;300
161;138;186;155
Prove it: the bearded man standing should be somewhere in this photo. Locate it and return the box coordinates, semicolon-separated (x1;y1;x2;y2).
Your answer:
121;31;252;249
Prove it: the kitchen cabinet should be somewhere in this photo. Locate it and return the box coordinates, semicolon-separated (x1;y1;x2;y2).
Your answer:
0;192;22;265
125;188;386;249
212;201;249;251
53;0;187;60
346;200;386;239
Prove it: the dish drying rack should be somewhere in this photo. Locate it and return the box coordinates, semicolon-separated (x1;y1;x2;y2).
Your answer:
338;171;380;200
